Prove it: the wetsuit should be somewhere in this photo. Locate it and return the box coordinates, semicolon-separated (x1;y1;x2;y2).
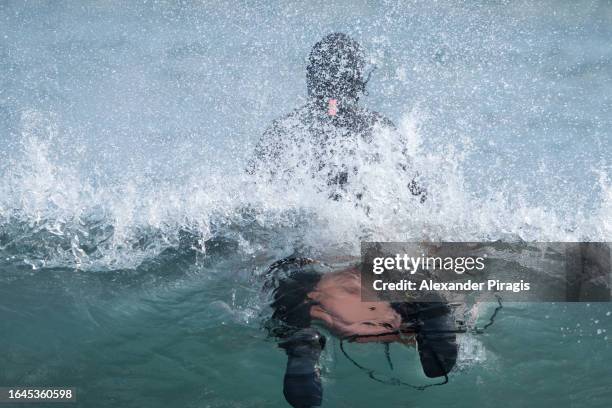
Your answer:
247;99;427;203
254;32;433;408
263;258;458;407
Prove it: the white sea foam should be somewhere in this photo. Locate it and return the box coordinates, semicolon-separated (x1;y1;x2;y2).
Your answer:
0;108;609;271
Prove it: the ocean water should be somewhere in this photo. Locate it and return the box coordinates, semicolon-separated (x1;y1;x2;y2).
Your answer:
1;1;611;407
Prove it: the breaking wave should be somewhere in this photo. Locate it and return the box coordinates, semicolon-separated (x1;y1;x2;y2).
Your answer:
1;108;609;272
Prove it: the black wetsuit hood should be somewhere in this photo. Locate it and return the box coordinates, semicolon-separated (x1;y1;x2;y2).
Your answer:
306;33;367;108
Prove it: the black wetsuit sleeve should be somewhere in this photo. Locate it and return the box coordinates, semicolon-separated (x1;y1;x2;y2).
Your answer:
246;120;285;177
407;173;428;203
391;301;458;377
270;269;321;335
374;113;428;203
415;303;457;377
263;258;323;339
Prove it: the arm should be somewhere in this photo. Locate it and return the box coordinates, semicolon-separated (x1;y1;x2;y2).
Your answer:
406;169;428;203
279;329;325;408
264;258;326;408
391;301;458;378
373;113;428;203
246;120;284;177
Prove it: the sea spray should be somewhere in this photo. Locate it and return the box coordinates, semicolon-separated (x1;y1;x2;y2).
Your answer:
1;109;609;272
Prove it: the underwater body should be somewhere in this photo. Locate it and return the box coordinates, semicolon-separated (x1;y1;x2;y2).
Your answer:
1;1;611;407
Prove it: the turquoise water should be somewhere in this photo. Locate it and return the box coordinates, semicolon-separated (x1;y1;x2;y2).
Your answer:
1;1;611;407
1;255;611;407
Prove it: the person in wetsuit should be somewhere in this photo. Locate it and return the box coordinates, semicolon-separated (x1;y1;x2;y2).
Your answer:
248;32;427;202
251;33;452;407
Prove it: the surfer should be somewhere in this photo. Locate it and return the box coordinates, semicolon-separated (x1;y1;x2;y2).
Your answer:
253;34;446;407
264;258;458;408
247;32;427;202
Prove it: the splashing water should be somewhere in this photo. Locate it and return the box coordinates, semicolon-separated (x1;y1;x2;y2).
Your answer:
1;2;611;407
1;106;609;272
